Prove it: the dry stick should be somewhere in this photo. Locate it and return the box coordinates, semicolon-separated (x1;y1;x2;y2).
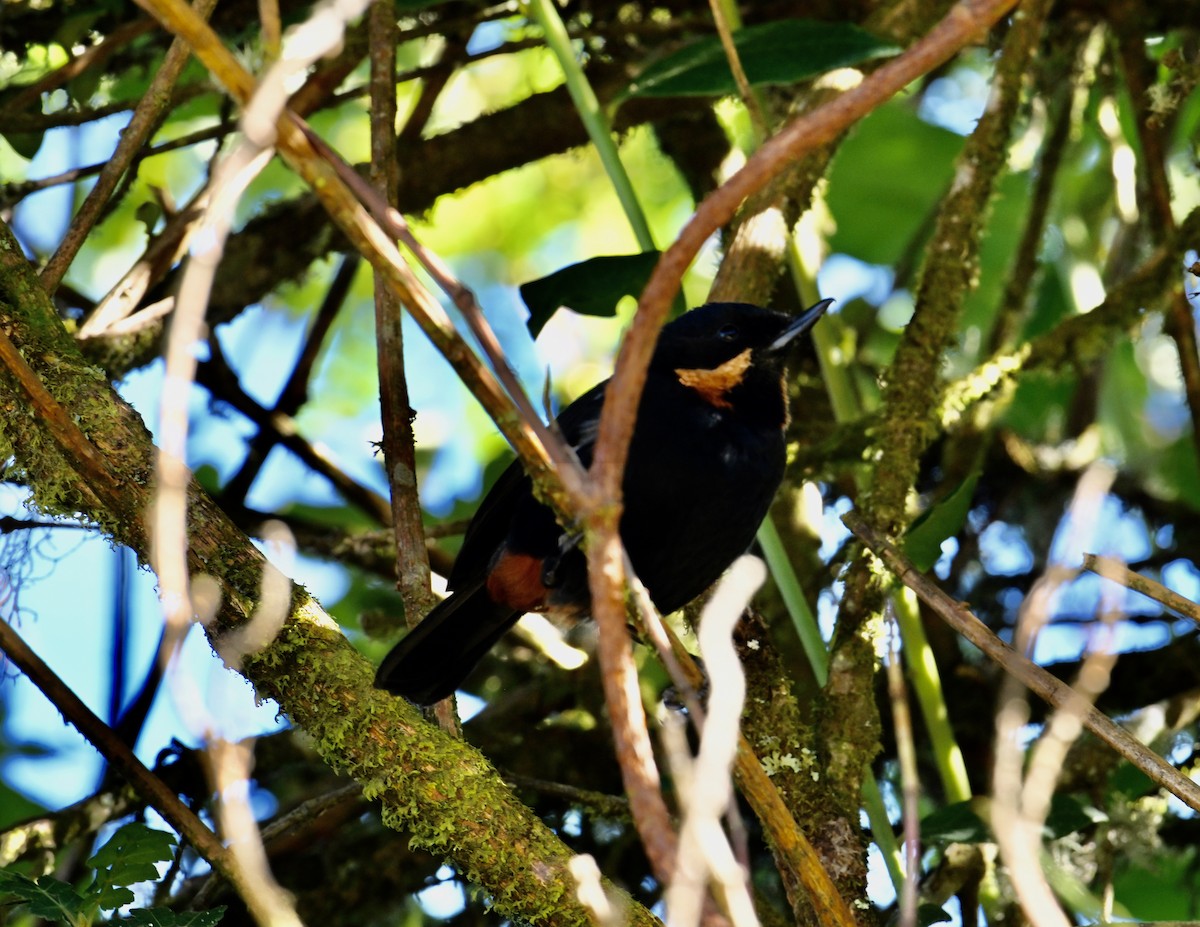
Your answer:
884;619;920;927
590;0;1021;505
40;0;219;294
0;617;242;889
137;0;568;512
580;0;1019;893
292;127;589;506
629;568;855;926
843;511;1200;814
80;192;210;337
368;0;429;597
367;0;454;733
1082;554;1200;626
730;735;860;927
990;463;1115;927
223;255;360;502
1;124;226;208
705;0;766;139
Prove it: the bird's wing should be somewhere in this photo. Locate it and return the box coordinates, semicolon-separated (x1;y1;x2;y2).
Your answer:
447;459;526;590
447;379;611;590
549;379;609;467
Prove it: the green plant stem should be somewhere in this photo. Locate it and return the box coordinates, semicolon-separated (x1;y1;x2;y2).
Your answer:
892;586;972;803
861;769;906;892
756;516;828;683
526;0;656;252
789;237;862;422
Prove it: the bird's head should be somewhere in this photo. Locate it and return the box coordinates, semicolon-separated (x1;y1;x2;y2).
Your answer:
651;299;832;419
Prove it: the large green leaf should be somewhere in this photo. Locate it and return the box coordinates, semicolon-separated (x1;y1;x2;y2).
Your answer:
519;252;660;337
826;103;963;265
624;19;898;99
919;800;989;846
87;823;177;910
903;471;981;572
0;869;89;925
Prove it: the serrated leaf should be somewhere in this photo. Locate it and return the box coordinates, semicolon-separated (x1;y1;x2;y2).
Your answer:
0;868;90;924
903;471;980;572
118;906;227;926
87;823;176;908
920;800;989;846
519;252;660;337
624;19;898;99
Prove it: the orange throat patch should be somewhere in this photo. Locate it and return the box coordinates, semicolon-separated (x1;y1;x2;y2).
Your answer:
675;348;752;409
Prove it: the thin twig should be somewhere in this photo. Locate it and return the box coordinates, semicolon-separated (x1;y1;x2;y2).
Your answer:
842;510;1200;814
591;0;1022;506
0;617;240;885
1081;554;1200;626
585;530;678;884
197;338;394;525
0;19;156;117
666;557;763;927
79;194;210;338
706;0;767;140
154;140;275;696
991;464;1115;927
368;0;452;732
884;615;919;927
39;0;219;294
369;0;436;620
223;254;360;503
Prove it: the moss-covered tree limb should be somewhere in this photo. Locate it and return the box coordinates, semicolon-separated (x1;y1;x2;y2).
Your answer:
819;0;1053;896
0;218;659;927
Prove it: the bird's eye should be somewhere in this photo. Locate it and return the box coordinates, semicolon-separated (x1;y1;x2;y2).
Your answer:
718;324;739;341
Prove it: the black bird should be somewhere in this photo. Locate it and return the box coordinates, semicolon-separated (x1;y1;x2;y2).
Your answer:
376;299;832;705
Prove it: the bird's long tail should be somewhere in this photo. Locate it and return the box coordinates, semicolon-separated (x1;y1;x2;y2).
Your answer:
374;582;520;705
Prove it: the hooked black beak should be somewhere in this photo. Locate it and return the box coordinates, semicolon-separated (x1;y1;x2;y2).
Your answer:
767;298;834;352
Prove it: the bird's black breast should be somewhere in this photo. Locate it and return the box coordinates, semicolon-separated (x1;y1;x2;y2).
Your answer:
617;371;785;613
453;367;786;618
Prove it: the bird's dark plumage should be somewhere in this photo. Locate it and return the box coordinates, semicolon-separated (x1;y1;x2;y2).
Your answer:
376;299;831;704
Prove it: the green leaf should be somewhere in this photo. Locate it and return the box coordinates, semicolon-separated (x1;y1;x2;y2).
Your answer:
903;471;980;572
519;252;660;337
86;823;177;910
1044;793;1106;839
0;869;90;925
920;800;989;846
826;103;963;264
3;130;46;160
117;906;227;926
916;904;953;927
624;20;898;99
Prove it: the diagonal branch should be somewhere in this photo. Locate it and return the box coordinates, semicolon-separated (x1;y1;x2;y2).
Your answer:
0;615;244;898
843;511;1200;815
0;212;662;927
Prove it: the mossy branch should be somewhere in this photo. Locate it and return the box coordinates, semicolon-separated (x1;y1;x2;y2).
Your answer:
0;218;659;927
